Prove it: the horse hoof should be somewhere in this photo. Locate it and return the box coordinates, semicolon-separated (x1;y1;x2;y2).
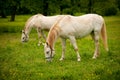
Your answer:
77;58;81;61
59;58;64;61
92;56;97;59
38;44;40;46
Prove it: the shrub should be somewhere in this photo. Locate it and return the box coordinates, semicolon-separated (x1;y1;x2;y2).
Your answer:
93;2;118;16
104;6;118;16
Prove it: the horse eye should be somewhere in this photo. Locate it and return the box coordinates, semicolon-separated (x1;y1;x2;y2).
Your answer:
46;51;49;54
23;37;25;39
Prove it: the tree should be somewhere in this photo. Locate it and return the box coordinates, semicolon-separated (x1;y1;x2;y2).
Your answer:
70;0;81;15
0;0;7;18
21;0;43;14
43;0;49;15
0;0;119;19
92;0;118;16
88;0;93;13
116;0;120;10
8;0;20;21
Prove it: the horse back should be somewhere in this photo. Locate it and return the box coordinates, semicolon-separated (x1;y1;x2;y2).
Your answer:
58;14;104;38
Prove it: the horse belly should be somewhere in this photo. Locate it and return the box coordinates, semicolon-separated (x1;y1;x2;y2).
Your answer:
76;29;92;38
73;24;94;38
60;26;93;39
72;19;94;38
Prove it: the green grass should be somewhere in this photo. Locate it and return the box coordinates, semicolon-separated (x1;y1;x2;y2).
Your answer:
0;15;120;80
0;15;32;33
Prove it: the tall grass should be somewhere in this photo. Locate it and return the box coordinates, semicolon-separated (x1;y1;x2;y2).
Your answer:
0;15;120;80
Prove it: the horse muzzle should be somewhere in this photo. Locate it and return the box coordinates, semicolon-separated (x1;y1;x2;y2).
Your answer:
21;39;28;43
45;56;53;62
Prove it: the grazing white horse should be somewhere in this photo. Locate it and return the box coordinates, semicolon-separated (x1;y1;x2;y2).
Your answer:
21;14;64;46
44;14;109;62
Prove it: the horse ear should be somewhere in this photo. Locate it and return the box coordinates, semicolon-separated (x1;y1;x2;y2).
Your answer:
46;42;50;47
46;42;53;51
22;30;25;33
46;42;48;46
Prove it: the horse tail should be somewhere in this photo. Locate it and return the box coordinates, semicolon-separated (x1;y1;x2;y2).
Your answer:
101;21;109;51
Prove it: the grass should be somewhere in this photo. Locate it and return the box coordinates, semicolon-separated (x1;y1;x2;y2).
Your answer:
0;15;120;80
0;15;32;33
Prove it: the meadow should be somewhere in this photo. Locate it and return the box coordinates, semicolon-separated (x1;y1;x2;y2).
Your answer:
0;15;120;80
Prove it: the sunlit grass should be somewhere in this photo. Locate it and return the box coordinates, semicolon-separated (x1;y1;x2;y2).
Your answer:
0;15;32;33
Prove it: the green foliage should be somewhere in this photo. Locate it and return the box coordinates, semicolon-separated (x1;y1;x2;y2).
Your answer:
1;0;120;17
104;5;118;16
21;0;43;14
116;0;120;9
93;0;118;16
0;15;120;80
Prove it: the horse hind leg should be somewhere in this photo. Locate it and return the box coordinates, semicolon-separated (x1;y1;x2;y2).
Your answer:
91;31;95;41
91;31;100;59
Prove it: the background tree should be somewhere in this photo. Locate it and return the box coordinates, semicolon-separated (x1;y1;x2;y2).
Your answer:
116;0;120;10
43;0;49;15
0;0;20;21
8;0;20;21
21;0;43;14
0;0;8;18
88;0;93;13
0;0;119;21
92;0;118;16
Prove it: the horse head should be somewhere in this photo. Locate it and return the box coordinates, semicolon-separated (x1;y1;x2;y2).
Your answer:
21;30;29;42
44;42;55;62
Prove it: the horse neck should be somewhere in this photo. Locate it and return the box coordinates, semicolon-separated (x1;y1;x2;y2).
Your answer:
46;16;66;49
46;25;60;50
24;18;36;35
24;23;32;35
24;14;43;35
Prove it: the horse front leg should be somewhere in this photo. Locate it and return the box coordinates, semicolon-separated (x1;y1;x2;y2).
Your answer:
60;38;66;61
92;31;100;59
69;36;81;61
41;30;46;40
37;27;42;46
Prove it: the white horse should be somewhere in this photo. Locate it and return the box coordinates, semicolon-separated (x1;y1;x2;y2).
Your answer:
21;14;64;46
44;14;109;62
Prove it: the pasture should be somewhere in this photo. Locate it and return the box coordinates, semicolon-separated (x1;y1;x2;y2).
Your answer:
0;15;120;80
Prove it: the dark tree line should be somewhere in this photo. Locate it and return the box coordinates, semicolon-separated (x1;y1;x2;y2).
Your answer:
0;0;120;21
0;0;20;21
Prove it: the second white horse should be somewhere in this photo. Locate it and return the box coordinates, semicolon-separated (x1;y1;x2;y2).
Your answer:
21;14;65;46
44;14;109;62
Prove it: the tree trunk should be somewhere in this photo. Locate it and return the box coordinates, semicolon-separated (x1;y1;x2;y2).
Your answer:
10;13;16;22
10;6;17;22
60;6;63;14
88;0;93;13
1;10;6;18
43;0;48;16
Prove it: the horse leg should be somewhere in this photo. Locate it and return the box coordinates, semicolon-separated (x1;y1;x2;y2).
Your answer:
92;31;100;59
60;38;66;61
37;27;42;46
41;30;46;41
69;36;81;61
91;31;95;41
